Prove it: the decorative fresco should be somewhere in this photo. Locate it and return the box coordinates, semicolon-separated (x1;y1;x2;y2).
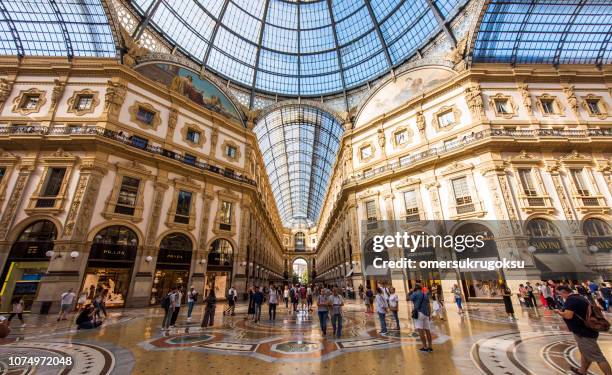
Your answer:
136;63;242;123
355;67;456;127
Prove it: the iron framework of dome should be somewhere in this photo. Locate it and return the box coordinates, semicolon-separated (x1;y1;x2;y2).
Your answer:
253;105;344;228
0;0;116;58
128;0;468;97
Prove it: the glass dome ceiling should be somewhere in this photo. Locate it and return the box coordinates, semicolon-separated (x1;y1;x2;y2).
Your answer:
130;0;467;97
254;105;344;228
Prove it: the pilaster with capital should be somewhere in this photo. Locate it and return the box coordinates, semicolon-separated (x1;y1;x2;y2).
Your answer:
547;162;579;233
0;164;34;240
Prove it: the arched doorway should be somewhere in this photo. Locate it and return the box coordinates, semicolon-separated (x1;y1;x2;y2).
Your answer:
453;223;502;301
527;218;594;281
205;238;233;299
1;220;57;311
292;258;308;284
150;233;193;305
82;225;138;308
584;218;612;253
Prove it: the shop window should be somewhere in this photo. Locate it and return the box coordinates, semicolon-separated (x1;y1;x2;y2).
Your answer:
452;176;474;213
403;190;420;222
35;167;66;208
174;190;192;224
219;201;233;231
584;218;611;237
115;176;140;216
527;218;558;238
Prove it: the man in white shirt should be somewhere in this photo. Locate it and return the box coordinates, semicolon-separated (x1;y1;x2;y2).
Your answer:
57;288;76;322
268;285;278;321
170;286;183;327
330;287;345;338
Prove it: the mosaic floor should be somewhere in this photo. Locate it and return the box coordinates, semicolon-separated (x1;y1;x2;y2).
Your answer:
1;300;611;374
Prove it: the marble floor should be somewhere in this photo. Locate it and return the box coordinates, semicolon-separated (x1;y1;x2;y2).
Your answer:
1;300;611;375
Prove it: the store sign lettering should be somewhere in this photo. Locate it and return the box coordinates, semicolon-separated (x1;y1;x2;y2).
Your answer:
530;238;562;251
588;237;612;252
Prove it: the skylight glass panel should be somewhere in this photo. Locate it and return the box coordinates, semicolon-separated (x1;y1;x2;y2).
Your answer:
300;1;331;29
153;3;211;60
344;51;387;86
259;49;298;75
388;11;437;63
262;23;298;53
222;2;261;43
381;1;429;43
335;6;373;45
232;0;266;19
300;27;336;53
371;0;402;20
332;0;363;22
208;48;254;85
436;0;462;18
266;0;297;28
214;27;257;66
300;51;340;75
340;31;381;67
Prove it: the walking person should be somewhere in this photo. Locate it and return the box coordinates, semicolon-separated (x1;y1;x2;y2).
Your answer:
187;286;198;321
7;296;25;327
268;285;278;321
451;284;463;314
526;282;537;308
253;287;264;323
317;288;330;336
365;287;374;314
411;284;432;352
544;280;556;309
431;284;445;321
299;284;307;311
57;288;76;322
307;285;313;312
330;287;344;338
375;287;389;334
224;286;237;316
170;285;183;327
501;284;516;321
201;290;217;327
162;287;177;330
291;285;299;313
554;285;612;375
283;285;289;309
246;286;255;319
388;287;400;330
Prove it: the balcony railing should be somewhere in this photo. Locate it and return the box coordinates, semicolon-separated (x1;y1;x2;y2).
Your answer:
349;128;612;184
0;125;256;186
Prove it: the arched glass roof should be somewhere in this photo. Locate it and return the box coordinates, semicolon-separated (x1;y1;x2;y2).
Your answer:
0;0;116;58
472;0;612;65
130;0;466;97
254;105;344;228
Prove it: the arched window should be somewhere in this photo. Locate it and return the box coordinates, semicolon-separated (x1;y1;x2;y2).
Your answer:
294;232;305;250
160;233;192;251
93;225;138;246
526;218;559;238
584;218;612;253
90;225;138;261
9;220;57;259
584;218;612;237
208;239;233;266
158;233;193;265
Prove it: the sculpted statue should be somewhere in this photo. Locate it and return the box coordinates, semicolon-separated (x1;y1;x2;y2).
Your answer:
563;85;579;115
517;83;532;115
465;83;484;119
120;28;149;67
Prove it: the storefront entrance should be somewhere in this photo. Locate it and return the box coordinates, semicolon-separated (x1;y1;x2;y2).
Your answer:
82;225;138;308
206;239;234;299
150;233;192;305
0;220;56;312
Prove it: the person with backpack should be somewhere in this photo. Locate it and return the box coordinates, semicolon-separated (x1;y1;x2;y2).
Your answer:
187;286;198;321
161;287;177;330
555;285;612;375
365;287;374;314
411;284;432;352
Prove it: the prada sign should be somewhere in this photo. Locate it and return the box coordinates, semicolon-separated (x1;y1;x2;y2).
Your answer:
89;244;137;261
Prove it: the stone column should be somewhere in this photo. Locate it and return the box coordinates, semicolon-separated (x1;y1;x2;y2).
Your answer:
0;163;34;280
126;180;168;307
191;188;214;298
234;197;251;297
34;161;107;313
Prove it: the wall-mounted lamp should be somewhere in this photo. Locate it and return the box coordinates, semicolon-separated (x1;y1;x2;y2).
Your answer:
145;255;153;262
46;250;55;258
527;245;537;253
200;258;207;265
589;245;599;253
70;251;80;259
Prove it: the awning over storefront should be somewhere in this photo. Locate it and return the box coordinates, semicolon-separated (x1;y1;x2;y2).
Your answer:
533;253;597;280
